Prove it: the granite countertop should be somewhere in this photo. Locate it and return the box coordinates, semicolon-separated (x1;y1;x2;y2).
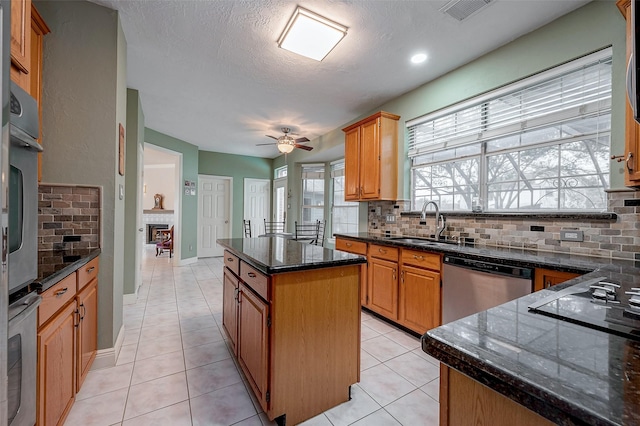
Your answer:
333;232;638;273
422;265;640;426
216;237;366;275
36;248;101;292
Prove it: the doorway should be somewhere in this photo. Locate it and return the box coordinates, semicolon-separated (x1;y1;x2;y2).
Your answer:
197;175;232;257
273;177;287;226
243;178;270;237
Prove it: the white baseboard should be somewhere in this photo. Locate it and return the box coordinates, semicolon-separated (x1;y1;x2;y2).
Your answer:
91;324;124;370
178;256;198;267
123;283;141;305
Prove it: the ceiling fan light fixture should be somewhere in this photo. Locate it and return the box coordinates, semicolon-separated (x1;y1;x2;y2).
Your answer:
277;140;295;154
278;7;347;61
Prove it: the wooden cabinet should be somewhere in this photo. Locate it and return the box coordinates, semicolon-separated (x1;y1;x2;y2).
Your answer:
335;237;368;306
368;244;399;319
399;249;442;334
10;0;31;81
220;248;360;425
238;282;270;411
616;0;640;186
37;298;76;426
342;111;400;201
222;268;239;355
534;268;581;292
37;255;99;426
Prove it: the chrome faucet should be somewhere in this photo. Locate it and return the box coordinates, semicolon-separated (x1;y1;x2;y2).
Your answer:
420;200;446;240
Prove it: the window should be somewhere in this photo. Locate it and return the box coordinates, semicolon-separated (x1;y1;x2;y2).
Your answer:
331;161;358;236
301;164;324;224
274;165;287;179
408;49;612;212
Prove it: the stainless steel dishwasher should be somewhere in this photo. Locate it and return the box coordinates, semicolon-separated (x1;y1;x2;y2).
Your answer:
442;255;533;324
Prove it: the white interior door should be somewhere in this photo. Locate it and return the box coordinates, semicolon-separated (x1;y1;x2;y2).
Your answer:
135;144;144;291
273;177;287;227
198;175;232;257
243;178;270;237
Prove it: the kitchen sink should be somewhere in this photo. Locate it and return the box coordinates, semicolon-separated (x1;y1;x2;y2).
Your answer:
386;237;441;245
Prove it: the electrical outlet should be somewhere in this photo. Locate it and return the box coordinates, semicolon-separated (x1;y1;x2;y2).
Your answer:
560;230;584;242
386;214;396;223
189;245;193;251
375;206;382;215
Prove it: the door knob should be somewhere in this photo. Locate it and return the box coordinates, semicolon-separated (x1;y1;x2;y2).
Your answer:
225;220;229;224
138;228;143;232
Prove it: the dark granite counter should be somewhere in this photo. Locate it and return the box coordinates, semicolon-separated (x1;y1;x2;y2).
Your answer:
36;248;101;292
334;232;637;273
216;237;366;275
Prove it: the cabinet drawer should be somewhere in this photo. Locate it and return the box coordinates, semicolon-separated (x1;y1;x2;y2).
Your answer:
401;249;441;271
369;244;398;262
77;257;99;291
335;238;367;255
39;273;77;328
224;250;240;276
240;261;269;301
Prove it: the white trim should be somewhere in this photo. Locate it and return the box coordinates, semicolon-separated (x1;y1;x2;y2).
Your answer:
406;47;613;128
197;174;233;257
178;256;199;266
91;324;124;370
123;283;141;305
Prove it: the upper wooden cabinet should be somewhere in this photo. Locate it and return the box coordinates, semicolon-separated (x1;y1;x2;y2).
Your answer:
616;0;640;185
342;111;400;201
10;0;31;76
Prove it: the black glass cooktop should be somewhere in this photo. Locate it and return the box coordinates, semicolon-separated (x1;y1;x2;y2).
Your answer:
528;276;640;342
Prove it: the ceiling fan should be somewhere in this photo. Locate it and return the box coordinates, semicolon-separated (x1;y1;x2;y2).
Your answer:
257;127;313;153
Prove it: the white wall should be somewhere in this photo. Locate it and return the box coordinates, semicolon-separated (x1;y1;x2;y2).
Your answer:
143;165;176;210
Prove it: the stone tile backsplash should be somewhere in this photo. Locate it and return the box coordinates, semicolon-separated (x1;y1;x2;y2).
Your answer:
38;184;101;251
368;190;640;260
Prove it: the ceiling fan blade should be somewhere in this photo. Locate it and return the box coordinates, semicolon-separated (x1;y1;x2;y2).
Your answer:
266;135;278;140
256;142;276;146
295;144;313;151
294;137;310;143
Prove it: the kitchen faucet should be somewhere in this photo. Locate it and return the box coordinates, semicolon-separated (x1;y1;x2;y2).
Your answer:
420;200;446;240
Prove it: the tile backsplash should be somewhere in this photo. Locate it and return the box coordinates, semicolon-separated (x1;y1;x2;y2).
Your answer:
368;190;640;260
38;184;101;251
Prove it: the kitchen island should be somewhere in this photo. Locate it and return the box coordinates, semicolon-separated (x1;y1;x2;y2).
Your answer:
422;263;640;426
216;237;366;426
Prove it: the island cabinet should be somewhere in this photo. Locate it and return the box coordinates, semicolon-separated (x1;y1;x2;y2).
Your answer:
616;0;640;186
335;237;368;306
398;248;441;333
342;111;400;201
221;248;360;426
533;268;581;292
37;255;99;426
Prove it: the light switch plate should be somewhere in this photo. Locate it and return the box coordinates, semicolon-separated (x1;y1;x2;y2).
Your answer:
560;230;583;242
119;184;124;200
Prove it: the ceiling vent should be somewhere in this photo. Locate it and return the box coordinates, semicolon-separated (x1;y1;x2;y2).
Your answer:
440;0;495;22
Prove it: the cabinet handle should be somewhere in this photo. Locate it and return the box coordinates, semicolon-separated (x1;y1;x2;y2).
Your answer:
545;280;552;289
378;248;387;254
227;257;233;262
86;266;95;273
413;254;424;260
234;287;239;302
74;309;80;328
346;243;352;247
627;152;634;172
55;288;68;297
80;303;86;320
248;272;256;278
393;268;396;281
401;270;405;284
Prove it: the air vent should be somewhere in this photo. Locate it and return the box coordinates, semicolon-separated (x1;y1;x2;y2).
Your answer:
440;0;495;21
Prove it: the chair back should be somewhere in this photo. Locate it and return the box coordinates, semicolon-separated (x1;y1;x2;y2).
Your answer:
264;219;285;234
155;225;174;258
243;219;252;238
294;221;320;243
314;220;326;247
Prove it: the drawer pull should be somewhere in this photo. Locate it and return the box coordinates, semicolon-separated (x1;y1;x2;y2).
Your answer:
55;288;68;297
86;266;95;273
248;272;257;278
378;248;387;254
346;242;352;247
227;257;233;262
413;255;424;260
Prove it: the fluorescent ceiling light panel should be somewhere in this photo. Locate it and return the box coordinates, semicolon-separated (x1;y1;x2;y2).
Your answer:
278;7;347;61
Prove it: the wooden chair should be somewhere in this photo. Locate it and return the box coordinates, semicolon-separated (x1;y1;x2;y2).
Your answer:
314;220;326;247
294;221;320;244
155;225;174;258
264;219;285;234
243;219;252;238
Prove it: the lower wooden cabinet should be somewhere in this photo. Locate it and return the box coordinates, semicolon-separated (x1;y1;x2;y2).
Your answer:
399;264;441;332
534;268;581;292
368;257;398;319
76;279;98;391
37;300;76;426
335;237;368;306
222;268;239;355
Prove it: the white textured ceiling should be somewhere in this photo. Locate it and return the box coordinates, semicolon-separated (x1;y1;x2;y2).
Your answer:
90;0;591;159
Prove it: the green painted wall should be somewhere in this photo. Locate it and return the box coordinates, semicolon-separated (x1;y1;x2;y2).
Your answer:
198;151;273;237
36;0;126;350
124;89;144;295
144;128;199;261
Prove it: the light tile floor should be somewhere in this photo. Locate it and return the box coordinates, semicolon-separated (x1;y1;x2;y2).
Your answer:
64;246;441;426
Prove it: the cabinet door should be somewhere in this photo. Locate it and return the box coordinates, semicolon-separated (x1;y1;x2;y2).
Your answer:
38;301;76;426
344;127;361;201
399;265;441;333
368;257;398;319
359;118;381;199
238;284;269;411
222;268;239;355
10;0;31;75
533;269;580;292
77;279;97;391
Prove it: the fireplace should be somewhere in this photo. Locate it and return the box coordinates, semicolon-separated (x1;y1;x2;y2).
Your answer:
146;224;169;244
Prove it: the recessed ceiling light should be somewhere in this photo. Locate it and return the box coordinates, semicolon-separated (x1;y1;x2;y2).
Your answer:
278;7;348;61
411;53;427;64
